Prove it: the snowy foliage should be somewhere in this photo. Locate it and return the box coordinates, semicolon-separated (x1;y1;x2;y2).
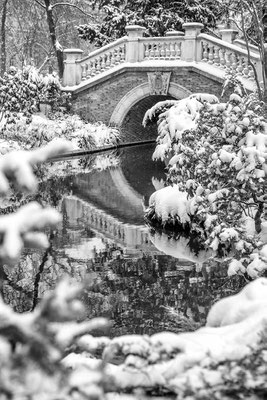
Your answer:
0;278;110;399
143;93;219;161
0;66;69;131
62;278;267;397
1;113;120;152
77;0;225;46
145;77;267;277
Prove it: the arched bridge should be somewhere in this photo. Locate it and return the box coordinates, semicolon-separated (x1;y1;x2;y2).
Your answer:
63;23;260;140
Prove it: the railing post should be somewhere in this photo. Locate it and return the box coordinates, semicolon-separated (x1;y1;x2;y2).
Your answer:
219;28;238;43
63;49;84;86
125;25;146;62
182;22;203;62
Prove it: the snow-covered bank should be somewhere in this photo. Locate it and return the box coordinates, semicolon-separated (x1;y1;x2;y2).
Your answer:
62;278;267;398
0;112;120;154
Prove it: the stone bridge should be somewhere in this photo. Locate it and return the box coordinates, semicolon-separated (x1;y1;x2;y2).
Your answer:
63;23;260;140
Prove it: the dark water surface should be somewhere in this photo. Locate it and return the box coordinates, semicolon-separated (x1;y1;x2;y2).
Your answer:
1;144;244;336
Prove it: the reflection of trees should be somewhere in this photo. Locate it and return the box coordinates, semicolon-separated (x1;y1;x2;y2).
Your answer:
3;233;246;335
0;157;247;336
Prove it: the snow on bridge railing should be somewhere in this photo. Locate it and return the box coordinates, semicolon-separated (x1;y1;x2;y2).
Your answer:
140;36;184;60
198;33;262;82
79;37;127;81
63;23;261;87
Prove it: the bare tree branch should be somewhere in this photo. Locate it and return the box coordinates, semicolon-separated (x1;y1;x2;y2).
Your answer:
51;2;96;20
34;0;46;9
240;1;263;100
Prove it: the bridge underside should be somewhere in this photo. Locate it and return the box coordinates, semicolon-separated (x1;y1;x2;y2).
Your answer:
120;94;175;142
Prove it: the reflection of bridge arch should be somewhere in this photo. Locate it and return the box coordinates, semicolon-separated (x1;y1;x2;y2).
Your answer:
109;82;192;126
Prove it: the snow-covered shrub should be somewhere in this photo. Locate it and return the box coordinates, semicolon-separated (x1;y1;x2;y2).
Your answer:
2;114;120;151
0;66;70;132
145;78;267;277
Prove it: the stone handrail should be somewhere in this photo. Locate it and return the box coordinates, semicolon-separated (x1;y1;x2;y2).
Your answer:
63;23;262;87
198;33;262;81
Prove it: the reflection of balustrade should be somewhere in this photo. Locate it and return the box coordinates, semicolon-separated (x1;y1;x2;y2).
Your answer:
63;196;152;250
63;23;261;87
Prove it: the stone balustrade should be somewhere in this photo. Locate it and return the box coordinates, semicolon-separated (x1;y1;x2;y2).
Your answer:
80;37;127;82
198;33;262;81
141;37;183;60
63;23;262;87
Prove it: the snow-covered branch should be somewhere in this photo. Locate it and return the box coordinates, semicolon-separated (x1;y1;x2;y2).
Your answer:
0;138;73;194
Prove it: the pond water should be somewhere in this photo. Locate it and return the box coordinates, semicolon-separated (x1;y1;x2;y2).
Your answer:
1;144;245;337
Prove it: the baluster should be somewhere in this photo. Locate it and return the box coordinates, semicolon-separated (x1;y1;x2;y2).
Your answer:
102;55;107;71
202;41;208;62
154;42;160;59
176;42;181;59
160;42;166;58
91;59;96;76
86;62;93;78
105;52;111;69
98;55;103;72
81;64;86;80
101;54;107;70
115;48;121;64
95;57;101;74
144;43;149;59
165;42;171;59
231;52;237;73
120;44;125;62
213;46;220;66
208;45;214;64
110;49;116;66
236;56;243;76
218;48;225;68
225;50;231;70
150;43;155;59
170;41;175;59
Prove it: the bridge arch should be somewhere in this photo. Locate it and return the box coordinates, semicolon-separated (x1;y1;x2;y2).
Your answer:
109;82;192;127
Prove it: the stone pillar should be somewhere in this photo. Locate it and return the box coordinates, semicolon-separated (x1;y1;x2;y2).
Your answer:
125;25;146;62
219;28;238;43
182;22;204;62
63;49;84;86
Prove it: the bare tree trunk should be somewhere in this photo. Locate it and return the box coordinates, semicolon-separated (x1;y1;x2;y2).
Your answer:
263;44;267;105
43;0;64;78
0;0;8;75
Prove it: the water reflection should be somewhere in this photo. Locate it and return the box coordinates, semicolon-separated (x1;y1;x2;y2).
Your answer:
2;144;245;335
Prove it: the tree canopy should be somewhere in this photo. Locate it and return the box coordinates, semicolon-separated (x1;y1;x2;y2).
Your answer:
77;0;226;46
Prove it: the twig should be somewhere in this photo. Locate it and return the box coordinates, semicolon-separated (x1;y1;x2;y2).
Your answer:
51;2;96;20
